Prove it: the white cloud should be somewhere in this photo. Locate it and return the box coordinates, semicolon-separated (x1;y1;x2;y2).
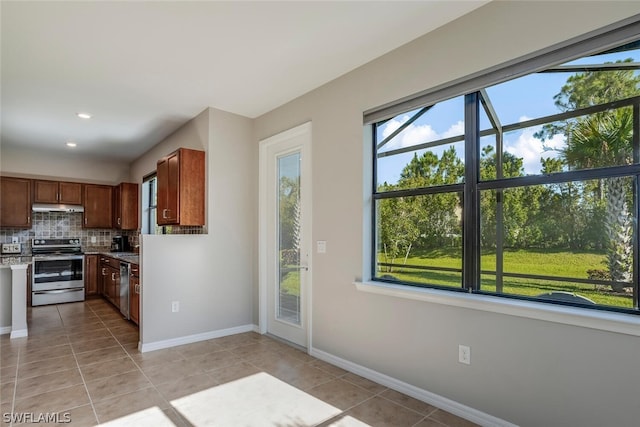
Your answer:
504;126;565;174
380;116;463;151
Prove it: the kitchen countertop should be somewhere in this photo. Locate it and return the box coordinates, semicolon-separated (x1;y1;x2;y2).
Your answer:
84;248;139;265
0;255;32;268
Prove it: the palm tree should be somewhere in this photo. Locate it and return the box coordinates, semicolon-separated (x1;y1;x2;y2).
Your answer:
563;108;634;291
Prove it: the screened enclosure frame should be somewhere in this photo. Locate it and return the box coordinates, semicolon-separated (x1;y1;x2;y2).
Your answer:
369;17;640;314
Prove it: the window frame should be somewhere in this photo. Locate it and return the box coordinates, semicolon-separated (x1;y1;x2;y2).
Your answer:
142;173;157;235
367;16;640;316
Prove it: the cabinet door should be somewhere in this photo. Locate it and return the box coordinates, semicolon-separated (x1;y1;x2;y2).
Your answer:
166;152;180;223
85;255;98;296
0;177;31;227
157;155;178;225
33;180;59;203
99;260;107;297
84;185;112;228
112;185;121;228
59;182;82;204
114;183;139;230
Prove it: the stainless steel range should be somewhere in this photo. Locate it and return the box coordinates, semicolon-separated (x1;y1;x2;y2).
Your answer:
31;238;84;306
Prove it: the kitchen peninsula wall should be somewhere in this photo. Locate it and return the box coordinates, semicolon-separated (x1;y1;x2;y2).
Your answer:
0;212;139;254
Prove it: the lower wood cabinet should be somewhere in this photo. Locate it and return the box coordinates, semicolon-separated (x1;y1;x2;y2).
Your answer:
85;255;99;297
99;256;120;308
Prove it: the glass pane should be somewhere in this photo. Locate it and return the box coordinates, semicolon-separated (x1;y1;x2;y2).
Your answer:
480;178;635;309
277;152;301;324
375;96;465;190
375;192;463;288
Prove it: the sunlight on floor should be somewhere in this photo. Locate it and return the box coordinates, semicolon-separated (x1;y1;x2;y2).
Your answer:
171;372;346;426
99;406;174;427
326;415;372;426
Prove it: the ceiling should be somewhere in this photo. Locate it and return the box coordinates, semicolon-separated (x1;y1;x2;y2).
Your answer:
1;1;488;162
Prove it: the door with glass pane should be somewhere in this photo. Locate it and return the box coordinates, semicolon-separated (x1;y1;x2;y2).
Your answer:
259;123;311;348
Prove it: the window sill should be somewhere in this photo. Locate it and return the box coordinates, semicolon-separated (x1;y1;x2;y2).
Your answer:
354;280;640;337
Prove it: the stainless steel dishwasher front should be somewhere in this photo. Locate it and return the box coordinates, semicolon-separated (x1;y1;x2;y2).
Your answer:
119;262;130;320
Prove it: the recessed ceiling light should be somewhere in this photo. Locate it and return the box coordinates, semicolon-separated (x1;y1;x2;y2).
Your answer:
66;142;77;148
76;112;92;119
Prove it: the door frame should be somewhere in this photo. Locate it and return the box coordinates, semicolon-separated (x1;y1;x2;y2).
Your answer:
258;122;312;349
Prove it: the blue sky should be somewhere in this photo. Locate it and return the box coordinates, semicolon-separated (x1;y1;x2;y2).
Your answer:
376;46;640;185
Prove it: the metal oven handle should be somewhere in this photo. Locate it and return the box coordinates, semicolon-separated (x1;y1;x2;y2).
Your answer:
33;289;82;295
33;255;84;261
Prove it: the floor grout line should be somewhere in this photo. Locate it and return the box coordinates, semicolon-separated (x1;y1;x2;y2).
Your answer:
59;304;100;425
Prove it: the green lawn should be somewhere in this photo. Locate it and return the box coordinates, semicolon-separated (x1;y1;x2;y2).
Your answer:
379;248;633;309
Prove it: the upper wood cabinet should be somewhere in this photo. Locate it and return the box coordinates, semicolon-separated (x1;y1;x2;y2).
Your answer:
0;177;31;227
113;182;139;230
83;184;113;228
33;180;82;204
157;148;205;226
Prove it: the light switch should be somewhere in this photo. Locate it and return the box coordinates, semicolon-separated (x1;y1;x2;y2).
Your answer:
317;240;326;253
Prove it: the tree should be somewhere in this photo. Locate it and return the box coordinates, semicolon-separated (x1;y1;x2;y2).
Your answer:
536;60;640;291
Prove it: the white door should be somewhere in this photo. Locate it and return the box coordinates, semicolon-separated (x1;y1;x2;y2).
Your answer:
259;122;311;348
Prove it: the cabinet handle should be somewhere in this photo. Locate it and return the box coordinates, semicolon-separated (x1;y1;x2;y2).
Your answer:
111;272;115;281
117;218;121;225
162;209;168;219
57;192;60;201
27;216;30;224
101;268;106;275
85;217;87;224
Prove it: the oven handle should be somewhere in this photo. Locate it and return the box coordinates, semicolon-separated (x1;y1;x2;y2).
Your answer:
33;255;84;261
33;289;83;295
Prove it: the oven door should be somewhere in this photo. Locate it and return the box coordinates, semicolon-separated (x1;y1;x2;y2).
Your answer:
32;255;84;291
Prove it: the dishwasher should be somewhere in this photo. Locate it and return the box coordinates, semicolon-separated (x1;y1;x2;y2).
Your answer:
119;262;130;320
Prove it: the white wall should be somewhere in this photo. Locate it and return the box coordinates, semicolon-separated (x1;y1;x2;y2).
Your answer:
254;2;640;426
0;268;12;329
134;107;256;347
0;145;130;184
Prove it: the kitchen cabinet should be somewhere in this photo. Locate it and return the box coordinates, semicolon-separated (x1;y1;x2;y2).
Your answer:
113;182;139;230
129;263;140;325
85;254;99;297
157;148;205;226
84;184;113;228
0;177;31;227
100;256;120;307
33;180;82;204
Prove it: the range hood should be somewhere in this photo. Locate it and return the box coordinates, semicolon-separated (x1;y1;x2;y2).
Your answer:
32;203;85;213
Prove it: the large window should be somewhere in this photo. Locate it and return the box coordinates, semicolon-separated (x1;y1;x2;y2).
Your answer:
371;32;640;314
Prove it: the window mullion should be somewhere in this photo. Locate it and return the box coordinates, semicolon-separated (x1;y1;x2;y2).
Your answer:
634;103;640;310
463;93;481;291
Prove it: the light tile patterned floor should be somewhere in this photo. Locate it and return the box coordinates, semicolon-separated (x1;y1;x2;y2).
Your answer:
0;299;479;427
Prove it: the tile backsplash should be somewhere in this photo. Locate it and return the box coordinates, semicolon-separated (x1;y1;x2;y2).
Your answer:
0;212;139;254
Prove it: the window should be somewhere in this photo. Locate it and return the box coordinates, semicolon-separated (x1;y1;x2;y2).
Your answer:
371;30;640;315
142;174;158;234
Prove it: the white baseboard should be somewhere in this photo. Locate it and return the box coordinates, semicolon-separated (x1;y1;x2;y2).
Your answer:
0;326;12;335
139;324;258;353
310;347;518;427
10;329;28;339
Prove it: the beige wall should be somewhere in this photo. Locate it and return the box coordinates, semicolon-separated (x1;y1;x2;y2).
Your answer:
254;2;640;426
0;145;130;184
136;107;256;346
129;107;209;184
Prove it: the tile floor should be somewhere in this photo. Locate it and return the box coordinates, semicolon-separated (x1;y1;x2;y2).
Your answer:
1;299;478;427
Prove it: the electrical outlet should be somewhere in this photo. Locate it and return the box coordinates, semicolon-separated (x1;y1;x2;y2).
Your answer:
91;236;97;243
458;345;471;365
172;301;179;313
